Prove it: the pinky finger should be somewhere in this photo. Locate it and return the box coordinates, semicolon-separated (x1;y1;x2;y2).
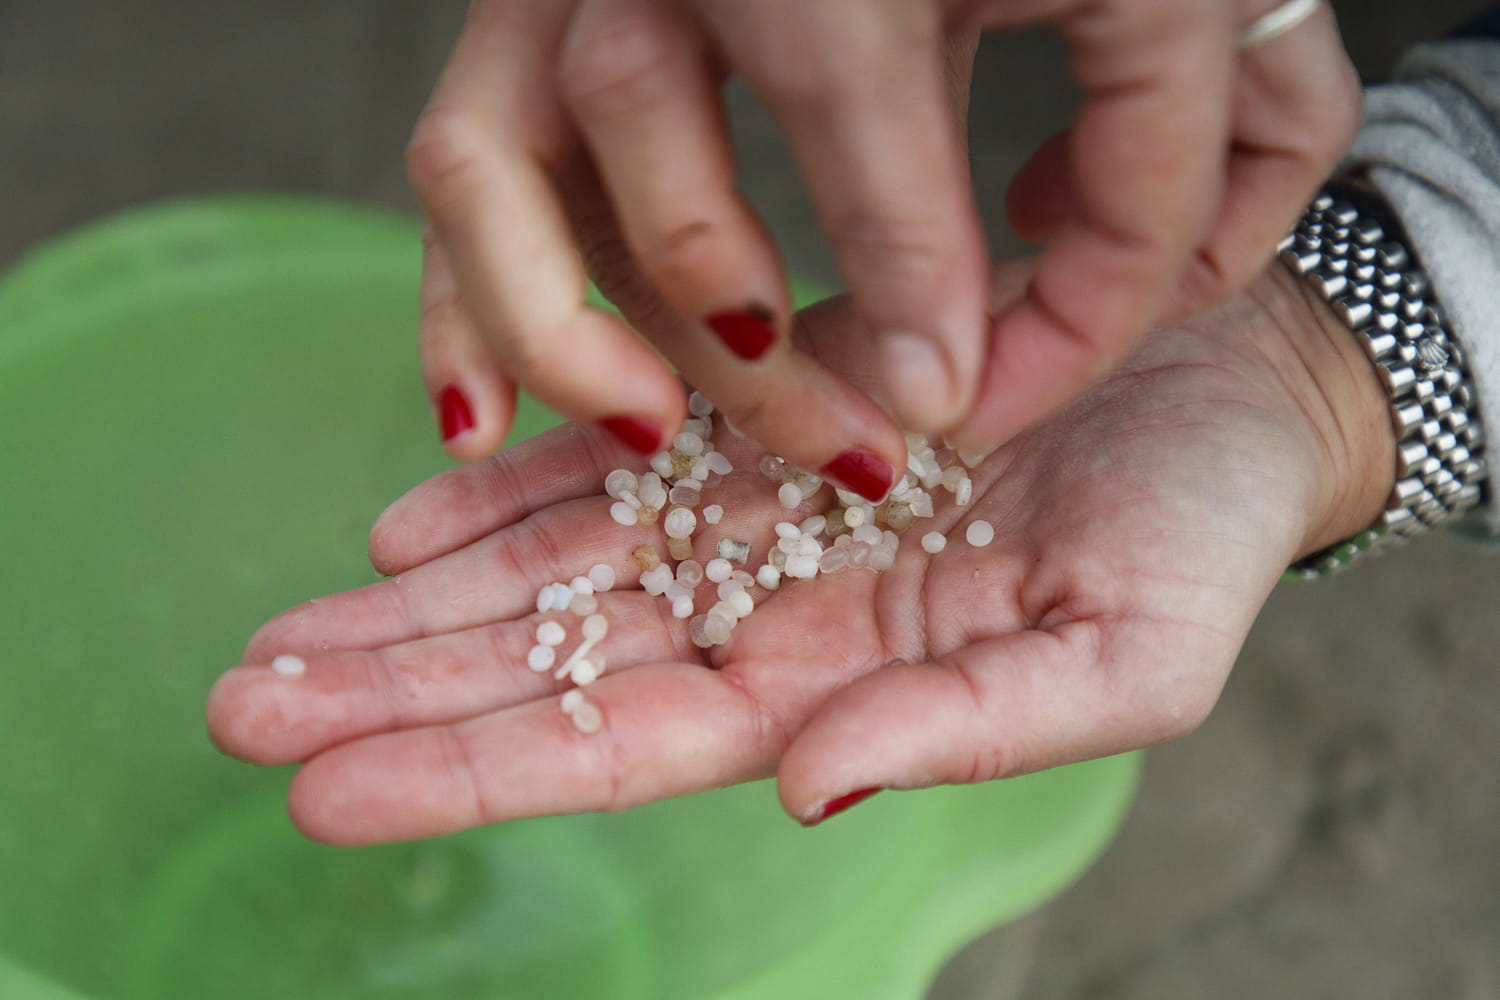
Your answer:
419;230;518;460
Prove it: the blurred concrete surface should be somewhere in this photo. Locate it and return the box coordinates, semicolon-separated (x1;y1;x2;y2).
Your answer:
3;2;1495;997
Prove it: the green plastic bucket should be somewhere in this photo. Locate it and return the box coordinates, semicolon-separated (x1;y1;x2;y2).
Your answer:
0;196;1139;1000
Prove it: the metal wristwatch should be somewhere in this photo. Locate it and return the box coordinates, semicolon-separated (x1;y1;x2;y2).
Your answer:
1279;178;1490;579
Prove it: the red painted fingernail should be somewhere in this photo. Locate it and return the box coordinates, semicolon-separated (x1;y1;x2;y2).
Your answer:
600;415;664;455
803;787;882;827
438;384;475;443
821;450;895;503
705;306;777;360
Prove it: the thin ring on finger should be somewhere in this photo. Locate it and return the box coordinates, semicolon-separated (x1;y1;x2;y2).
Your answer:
1237;0;1321;49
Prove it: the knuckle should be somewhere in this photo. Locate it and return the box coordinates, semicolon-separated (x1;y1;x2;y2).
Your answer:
406;106;491;209
559;12;683;116
636;217;721;286
829;209;960;290
577;226;676;330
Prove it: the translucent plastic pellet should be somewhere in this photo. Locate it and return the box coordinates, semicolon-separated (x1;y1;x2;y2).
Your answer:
910;493;935;518
702;504;723;525
636;506;659;527
605;469;639;499
676;559;704;587
796;537;822;558
834;487;865;508
571;701;603;734
691;458;710;481
794;474;824;500
674;431;705;456
536;621;567;646
582;613;609;642
966;520;995;547
716;538;751;564
621;492;642;511
717;579;744;600
610;502;637;526
633;544;661;571
731;570;755;587
784;554;819;579
687;391;715;417
527;644;556;672
667;536;694;561
587;564;616;592
569;593;598;616
882;502;914;532
958;446;990;467
852;523;882;545
271;654;306;677
650;452;675;478
664;507;697;539
842;505;866;527
705;558;733;583
768;547;788;571
777;483;801;509
920;458;943;489
869;546;896;572
818;548;849;574
640;565;674;596
669;484;701;508
689;614;712;648
921;531;947;554
727;589;754;618
704;613;733;645
955;477;973;507
799;514;827;537
571;658;601;686
560;689;585;714
849;541;871;569
824;509;848;537
682;418;712;439
569;575;595;597
941;466;966;491
774;521;800;540
759;454;785;481
756;565;781;590
671;595;695;619
777;536;800;555
705;451;733;475
664;583;689;605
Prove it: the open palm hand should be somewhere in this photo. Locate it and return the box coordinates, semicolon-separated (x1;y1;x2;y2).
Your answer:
209;263;1385;844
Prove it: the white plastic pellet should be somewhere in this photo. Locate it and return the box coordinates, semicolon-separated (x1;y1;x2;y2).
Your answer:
702;504;724;525
794;474;824;500
852;523;882;545
549;584;576;612
691;458;711;481
621;492;642;511
270;654;305;677
610;502;637;526
705;558;733;583
799;514;827;537
819;547;849;574
650;451;675;478
843;505;866;527
663;582;690;604
759;455;785;480
663;507;697;539
704;614;733;646
571;700;603;734
587;564;616;592
955;476;973;506
689;614;712;648
921;531;948;554
717;579;744;600
560;689;585;714
688;391;715;417
784;554;819;579
796;537;822;558
536;621;567;646
777;483;802;509
727;589;755;618
774;521;801;540
671;595;695;619
571;658;601;686
909;492;935;518
536;586;553;614
582;613;609;642
640;565;674;596
674;431;705;456
527;644;556;672
869;546;897;572
756;565;781;590
569;575;595;597
705;451;733;476
965;520;995;547
604;469;639;499
569;593;598;616
682;418;712;439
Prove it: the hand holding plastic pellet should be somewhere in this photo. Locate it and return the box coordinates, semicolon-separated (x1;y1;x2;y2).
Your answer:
209;261;1395;844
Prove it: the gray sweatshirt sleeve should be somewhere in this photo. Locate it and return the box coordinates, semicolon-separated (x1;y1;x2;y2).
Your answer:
1341;38;1500;539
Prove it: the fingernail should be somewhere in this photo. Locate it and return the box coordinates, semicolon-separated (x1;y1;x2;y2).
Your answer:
821;449;895;504
438;384;475;443
879;331;955;430
599;415;664;455
705;306;777;360
803;787;882;827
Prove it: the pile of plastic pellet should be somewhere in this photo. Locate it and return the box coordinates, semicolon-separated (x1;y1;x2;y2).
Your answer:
535;391;997;735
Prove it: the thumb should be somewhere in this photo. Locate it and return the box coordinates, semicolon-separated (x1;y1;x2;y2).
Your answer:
777;622;1224;825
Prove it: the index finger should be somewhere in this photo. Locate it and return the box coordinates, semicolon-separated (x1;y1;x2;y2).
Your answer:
957;0;1235;449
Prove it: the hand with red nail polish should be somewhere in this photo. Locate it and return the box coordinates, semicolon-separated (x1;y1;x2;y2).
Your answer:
211;262;1388;845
